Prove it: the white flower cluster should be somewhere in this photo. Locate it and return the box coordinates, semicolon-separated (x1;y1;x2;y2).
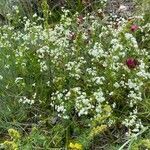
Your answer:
88;42;106;59
125;33;139;50
51;87;106;119
137;60;150;79
0;9;149;137
93;88;105;103
65;57;86;80
122;108;144;136
74;91;93;117
36;46;50;59
19;96;34;105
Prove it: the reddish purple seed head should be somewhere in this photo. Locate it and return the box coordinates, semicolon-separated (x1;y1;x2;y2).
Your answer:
130;24;139;32
126;58;139;69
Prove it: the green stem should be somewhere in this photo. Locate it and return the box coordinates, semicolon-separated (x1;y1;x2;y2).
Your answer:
65;123;71;150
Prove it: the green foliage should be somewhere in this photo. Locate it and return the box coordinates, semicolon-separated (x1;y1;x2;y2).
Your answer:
0;1;150;149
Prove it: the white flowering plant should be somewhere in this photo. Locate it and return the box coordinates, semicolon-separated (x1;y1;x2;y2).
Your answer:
0;4;150;149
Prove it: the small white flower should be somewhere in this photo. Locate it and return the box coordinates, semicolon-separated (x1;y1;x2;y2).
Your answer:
118;5;128;12
114;82;120;88
0;75;3;80
33;13;37;18
15;77;23;83
32;83;36;87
